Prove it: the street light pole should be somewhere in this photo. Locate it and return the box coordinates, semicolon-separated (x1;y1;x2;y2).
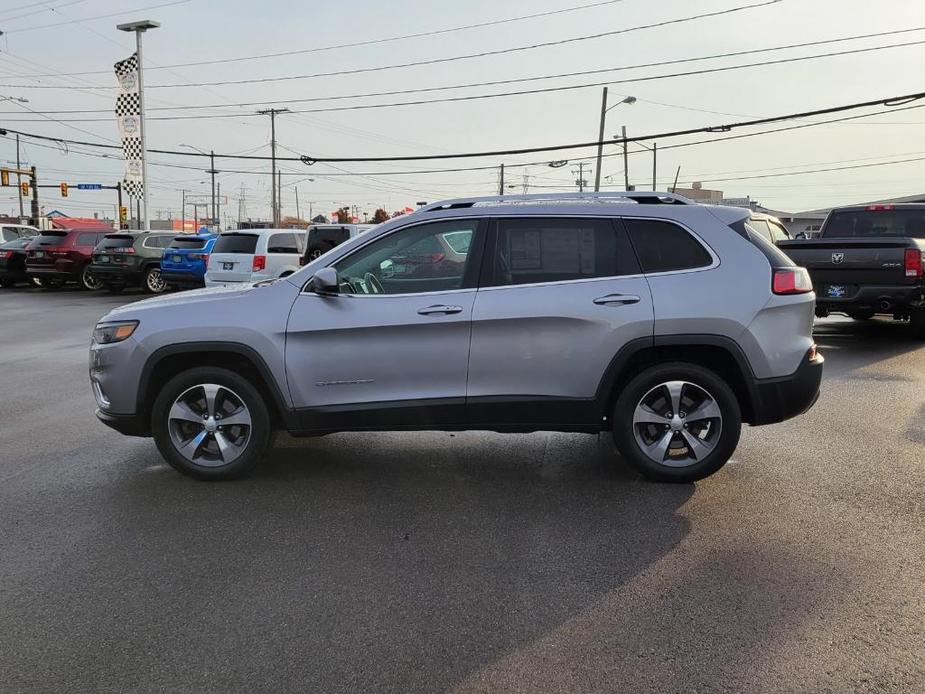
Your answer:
210;149;216;230
117;20;160;231
594;91;636;192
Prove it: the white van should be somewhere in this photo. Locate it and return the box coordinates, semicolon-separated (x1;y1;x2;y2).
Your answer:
205;229;305;287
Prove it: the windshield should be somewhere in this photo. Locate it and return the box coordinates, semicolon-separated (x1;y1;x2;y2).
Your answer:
824;209;925;238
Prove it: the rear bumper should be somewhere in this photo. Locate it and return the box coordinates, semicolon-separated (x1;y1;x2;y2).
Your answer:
749;349;823;425
95;408;150;437
26;266;78;280
814;284;925;312
89;265;142;285
161;270;205;286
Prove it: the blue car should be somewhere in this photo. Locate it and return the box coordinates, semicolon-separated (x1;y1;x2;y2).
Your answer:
160;233;217;289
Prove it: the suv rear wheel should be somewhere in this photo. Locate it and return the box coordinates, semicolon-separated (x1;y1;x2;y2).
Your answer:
151;367;271;480
612;362;742;483
144;266;167;294
79;265;102;291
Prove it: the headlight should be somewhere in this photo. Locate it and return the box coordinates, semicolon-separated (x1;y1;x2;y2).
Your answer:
93;320;138;344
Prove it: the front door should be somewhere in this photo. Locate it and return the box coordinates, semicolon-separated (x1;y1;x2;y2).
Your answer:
467;216;654;428
286;217;485;431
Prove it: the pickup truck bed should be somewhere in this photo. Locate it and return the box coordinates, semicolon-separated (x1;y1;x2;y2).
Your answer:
777;204;925;337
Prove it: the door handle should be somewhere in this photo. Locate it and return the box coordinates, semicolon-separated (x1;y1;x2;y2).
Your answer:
593;294;641;306
417;304;464;315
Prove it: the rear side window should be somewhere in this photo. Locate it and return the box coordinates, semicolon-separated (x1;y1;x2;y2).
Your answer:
213;233;258;254
624;219;713;273
746;219;772;242
169;236;207;249
142;235;173;249
267;232;300;254
488;217;638;287
768;220;791;242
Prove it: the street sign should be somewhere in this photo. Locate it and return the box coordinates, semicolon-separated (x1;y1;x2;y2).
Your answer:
76;183;103;190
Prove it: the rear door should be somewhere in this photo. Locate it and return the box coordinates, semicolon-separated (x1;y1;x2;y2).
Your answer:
208;232;259;282
466;216;653;428
285;218;485;427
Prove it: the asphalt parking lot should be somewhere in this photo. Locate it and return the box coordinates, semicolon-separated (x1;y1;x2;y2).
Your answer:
1;287;923;693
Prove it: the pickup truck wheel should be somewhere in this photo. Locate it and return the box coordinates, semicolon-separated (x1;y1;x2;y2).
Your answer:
151;367;271;480
612;362;741;483
911;309;925;339
144;267;167;294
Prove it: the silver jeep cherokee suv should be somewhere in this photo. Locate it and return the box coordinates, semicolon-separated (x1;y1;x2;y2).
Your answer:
90;192;822;482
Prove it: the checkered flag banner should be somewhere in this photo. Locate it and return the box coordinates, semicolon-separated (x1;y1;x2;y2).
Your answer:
114;52;143;198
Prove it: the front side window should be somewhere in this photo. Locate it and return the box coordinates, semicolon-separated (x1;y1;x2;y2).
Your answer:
487;217;637;287
334;219;479;295
624;218;713;273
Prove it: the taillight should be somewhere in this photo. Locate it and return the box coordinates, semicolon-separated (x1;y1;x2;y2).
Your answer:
904;248;923;278
866;204;895;211
2;250;13;259
299;257;306;266
252;255;266;272
772;267;813;295
112;247;135;254
204;254;209;269
188;253;207;261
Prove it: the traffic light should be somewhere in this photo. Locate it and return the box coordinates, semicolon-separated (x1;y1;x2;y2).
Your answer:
60;182;69;198
119;206;128;222
0;169;8;187
20;181;28;196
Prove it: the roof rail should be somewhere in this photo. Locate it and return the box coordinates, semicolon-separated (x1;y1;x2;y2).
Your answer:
417;191;694;213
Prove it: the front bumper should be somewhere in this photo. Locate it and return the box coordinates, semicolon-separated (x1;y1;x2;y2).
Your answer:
95;408;149;437
749;348;824;425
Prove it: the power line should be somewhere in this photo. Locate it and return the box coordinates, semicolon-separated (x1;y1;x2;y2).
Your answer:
5;39;922;126
0;0;191;33
0;0;92;24
6;26;923;113
1;0;630;75
0;0;784;89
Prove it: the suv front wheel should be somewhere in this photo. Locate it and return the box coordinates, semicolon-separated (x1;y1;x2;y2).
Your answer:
612;362;742;483
151;367;272;480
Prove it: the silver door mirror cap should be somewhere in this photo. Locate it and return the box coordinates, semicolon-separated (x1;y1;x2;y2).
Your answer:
313;267;338;294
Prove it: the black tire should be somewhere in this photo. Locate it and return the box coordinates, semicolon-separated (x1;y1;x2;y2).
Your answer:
911;308;925;339
79;265;102;291
612;362;742;483
847;310;876;321
151;367;272;480
0;276;13;288
143;266;167;294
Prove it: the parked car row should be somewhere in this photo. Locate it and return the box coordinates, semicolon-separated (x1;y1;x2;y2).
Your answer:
0;223;379;294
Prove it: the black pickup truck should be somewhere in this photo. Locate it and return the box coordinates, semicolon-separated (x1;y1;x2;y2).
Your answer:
778;203;925;337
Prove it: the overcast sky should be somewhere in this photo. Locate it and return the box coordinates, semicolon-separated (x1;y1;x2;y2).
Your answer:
1;0;924;222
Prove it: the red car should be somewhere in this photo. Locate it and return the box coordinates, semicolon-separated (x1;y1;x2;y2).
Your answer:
26;228;109;290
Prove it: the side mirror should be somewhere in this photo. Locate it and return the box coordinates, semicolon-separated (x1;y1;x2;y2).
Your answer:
795;232;807;240
313;267;339;294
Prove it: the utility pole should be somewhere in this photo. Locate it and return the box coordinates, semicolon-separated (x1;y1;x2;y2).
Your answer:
237;184;247;226
622;125;630;191
295;187;301;220
181;189;186;231
277;170;282;223
572;162;589;192
594;87;608;192
522;172;529;194
208;149;218;231
29;166;39;226
216;182;221;231
257;108;289;226
498;163;505;195
652;142;657;191
117;182;123;229
15;134;23;219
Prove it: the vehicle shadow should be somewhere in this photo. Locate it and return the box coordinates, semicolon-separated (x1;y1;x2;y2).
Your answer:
812;316;924;379
6;432;694;692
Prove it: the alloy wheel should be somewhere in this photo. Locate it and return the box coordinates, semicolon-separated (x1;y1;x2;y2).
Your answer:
632;380;723;468
81;266;102;290
167;383;252;467
146;268;167;293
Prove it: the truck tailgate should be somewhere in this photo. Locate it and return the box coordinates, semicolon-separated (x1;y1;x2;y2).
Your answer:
778;238;913;286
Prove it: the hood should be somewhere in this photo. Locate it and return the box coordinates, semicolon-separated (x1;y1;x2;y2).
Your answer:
103;280;285;319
